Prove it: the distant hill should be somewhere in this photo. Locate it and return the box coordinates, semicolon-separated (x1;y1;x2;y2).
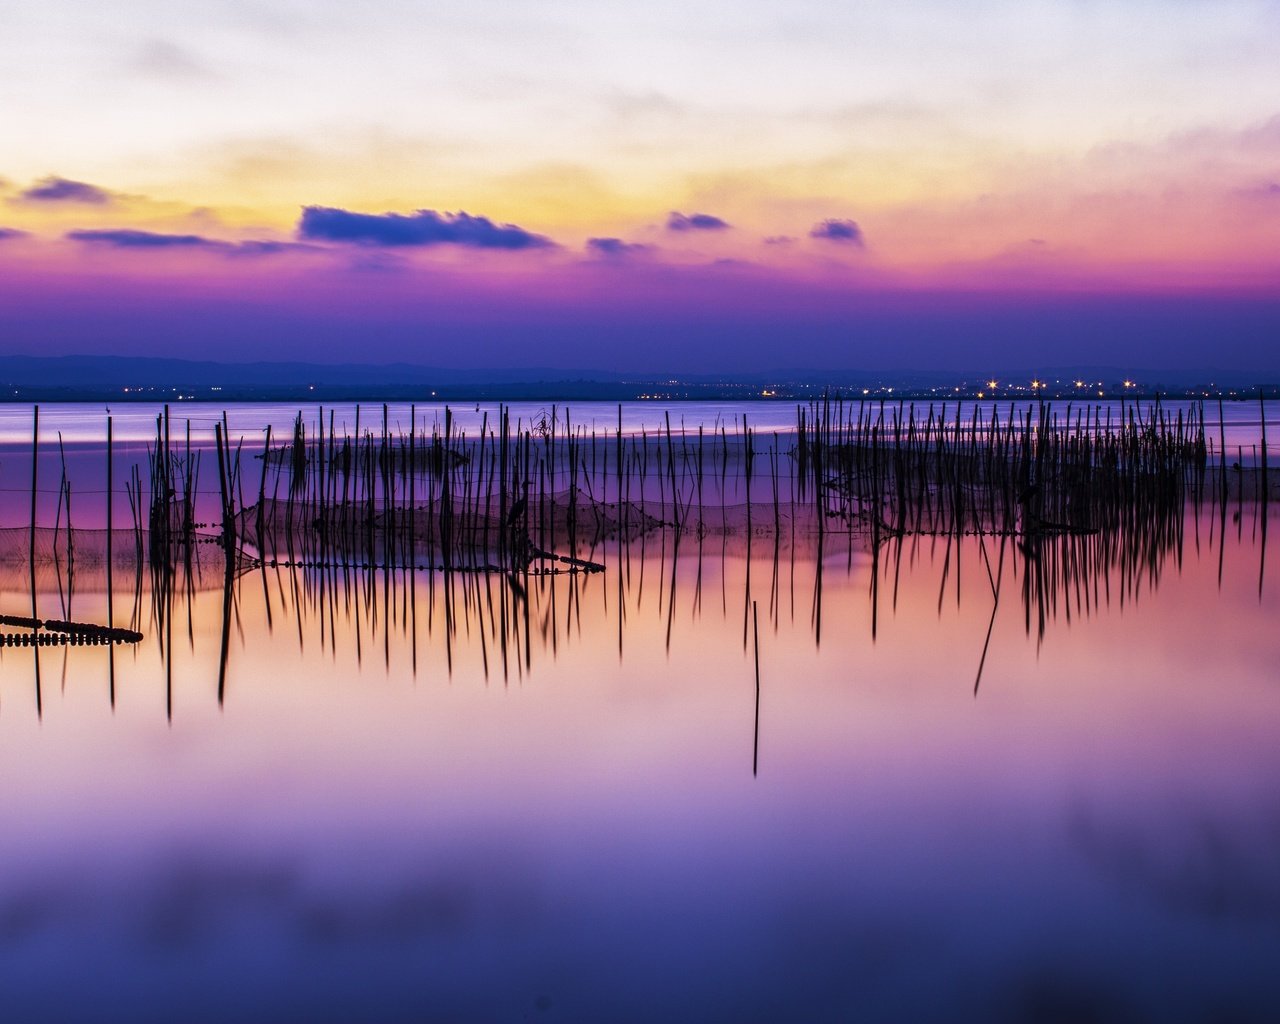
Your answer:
0;354;1274;402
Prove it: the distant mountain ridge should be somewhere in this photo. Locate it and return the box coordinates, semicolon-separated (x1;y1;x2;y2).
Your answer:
0;354;1274;402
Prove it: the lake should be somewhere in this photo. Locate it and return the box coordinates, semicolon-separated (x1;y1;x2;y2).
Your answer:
1;399;1278;1022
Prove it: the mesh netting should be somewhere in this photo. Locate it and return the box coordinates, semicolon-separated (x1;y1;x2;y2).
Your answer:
0;526;241;590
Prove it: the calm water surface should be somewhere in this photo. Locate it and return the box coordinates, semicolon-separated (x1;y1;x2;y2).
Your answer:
1;397;1277;449
0;402;1278;1022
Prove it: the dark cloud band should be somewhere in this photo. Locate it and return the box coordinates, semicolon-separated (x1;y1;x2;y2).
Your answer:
586;237;652;258
67;229;215;248
667;211;730;232
810;219;864;246
298;206;554;249
18;177;112;205
65;229;316;256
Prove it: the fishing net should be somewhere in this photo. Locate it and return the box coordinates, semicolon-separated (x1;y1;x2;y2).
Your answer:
0;526;245;592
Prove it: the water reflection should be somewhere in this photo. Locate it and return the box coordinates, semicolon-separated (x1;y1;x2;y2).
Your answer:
1;494;1275;717
1;445;1279;1020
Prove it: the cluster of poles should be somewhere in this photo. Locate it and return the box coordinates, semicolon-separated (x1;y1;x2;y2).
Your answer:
11;394;1272;589
2;391;1269;721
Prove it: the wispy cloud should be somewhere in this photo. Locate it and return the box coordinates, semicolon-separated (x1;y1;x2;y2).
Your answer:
16;176;113;205
667;211;730;232
809;218;865;246
67;229;219;249
0;227;29;241
65;229;317;256
228;239;323;257
585;237;652;258
298;206;555;249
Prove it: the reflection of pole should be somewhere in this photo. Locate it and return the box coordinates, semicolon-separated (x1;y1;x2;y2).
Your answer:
107;416;116;708
30;406;41;717
217;560;233;707
974;535;1007;696
1260;394;1269;599
166;582;173;723
29;406;39;616
752;599;761;778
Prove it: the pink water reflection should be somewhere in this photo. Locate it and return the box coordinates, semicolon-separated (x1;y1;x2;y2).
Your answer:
0;503;1278;1021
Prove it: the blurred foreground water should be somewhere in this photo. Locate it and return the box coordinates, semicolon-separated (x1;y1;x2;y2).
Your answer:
0;401;1278;1022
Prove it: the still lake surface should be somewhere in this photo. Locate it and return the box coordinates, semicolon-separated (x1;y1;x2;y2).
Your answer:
1;400;1278;1022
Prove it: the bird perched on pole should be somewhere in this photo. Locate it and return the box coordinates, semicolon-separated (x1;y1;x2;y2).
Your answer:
506;479;532;533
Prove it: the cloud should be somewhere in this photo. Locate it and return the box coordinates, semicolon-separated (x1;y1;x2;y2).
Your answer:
667;211;731;232
809;219;865;246
16;176;112;205
763;235;796;246
298;206;555;249
65;229;318;256
0;227;29;241
229;239;323;257
585;237;652;258
808;217;870;245
67;229;220;249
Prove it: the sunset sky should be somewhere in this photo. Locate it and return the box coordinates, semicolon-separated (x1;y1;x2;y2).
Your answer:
2;0;1278;372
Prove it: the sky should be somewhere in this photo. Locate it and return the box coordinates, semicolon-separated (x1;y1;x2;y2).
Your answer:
1;0;1278;374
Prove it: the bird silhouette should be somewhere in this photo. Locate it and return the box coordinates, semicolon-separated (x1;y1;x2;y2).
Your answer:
505;480;532;531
